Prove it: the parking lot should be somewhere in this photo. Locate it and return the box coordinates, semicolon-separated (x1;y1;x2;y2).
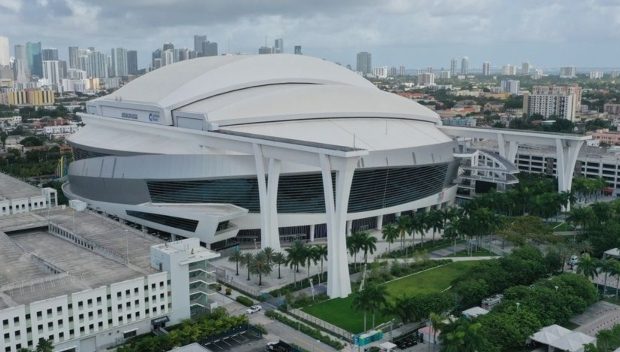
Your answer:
201;330;265;352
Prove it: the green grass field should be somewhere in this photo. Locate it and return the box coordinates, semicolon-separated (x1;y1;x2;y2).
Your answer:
301;261;480;333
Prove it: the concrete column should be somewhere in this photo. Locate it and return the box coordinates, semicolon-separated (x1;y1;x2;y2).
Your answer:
497;133;519;164
320;154;356;298
170;233;177;241
346;220;352;235
309;224;315;242
376;215;383;230
555;138;585;211
266;158;282;251
253;144;270;248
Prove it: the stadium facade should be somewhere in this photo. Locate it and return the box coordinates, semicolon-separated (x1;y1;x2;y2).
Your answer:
64;54;459;297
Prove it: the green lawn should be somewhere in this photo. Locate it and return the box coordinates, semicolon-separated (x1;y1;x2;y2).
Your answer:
451;248;496;257
301;261;480;333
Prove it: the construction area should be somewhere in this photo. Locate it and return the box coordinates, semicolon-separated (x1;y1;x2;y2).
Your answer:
0;206;163;309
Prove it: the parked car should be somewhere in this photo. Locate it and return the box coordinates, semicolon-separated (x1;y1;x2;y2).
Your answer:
266;340;294;352
246;305;262;314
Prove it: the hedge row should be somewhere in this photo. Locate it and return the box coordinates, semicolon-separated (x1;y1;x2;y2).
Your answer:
235;295;254;307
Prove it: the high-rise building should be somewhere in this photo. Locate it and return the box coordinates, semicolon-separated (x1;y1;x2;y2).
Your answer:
127;50;138;75
418;72;435;86
373;66;388;78
500;79;520;94
87;51;108;78
356;52;372;75
163;42;174;51
111;48;128;77
589;71;603;79
559;66;576;78
152;49;162;69
294;45;302;55
26;42;42;77
0;36;9;67
450;58;457;76
502;64;517;76
42;60;61;87
460;57;469;75
202;41;218;57
399;65;406;76
258;46;273;54
523;85;582;121
521;62;530;76
194;35;207;55
175;48;190;62
274;38;284;54
162;49;174;66
482;62;491;76
439;71;451;79
68;46;79;69
41;48;58;61
13;44;29;82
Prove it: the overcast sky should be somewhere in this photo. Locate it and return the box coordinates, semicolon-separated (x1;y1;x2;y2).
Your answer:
2;0;620;70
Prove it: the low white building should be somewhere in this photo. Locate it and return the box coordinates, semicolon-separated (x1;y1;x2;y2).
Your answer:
0;208;219;352
43;124;80;139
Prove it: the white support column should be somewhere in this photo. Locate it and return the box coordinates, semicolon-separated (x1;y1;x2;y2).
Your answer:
497;133;519;164
376;215;383;230
309;224;315;242
253;144;270;248
320;154;356;298
346;220;352;235
555;138;585;211
266;158;281;250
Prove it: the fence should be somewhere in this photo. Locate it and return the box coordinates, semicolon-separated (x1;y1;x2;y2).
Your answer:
289;308;353;341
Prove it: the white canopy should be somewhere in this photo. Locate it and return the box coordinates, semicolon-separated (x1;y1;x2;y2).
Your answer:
462;306;489;318
530;325;595;352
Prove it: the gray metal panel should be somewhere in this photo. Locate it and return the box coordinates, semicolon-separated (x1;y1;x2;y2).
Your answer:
68;175;151;204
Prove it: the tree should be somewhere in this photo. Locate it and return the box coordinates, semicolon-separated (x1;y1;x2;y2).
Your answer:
272;252;286;279
35;339;54;352
351;283;387;331
315;245;328;284
228;248;243;276
426;208;445;243
305;245;320;279
359;232;377;265
599;258;617;296
241;252;254;281
285;240;307;286
262;247;275;265
396;214;412;250
381;223;399;252
250;251;272;286
577;253;599;281
440;317;488;352
0;131;6;149
347;231;365;268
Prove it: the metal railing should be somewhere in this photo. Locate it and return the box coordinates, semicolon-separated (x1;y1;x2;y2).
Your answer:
289;308;353;341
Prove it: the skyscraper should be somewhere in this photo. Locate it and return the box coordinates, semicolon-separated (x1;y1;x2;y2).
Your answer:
194;35;207;56
274;38;283;53
42;60;61;87
202;41;218;56
13;44;28;82
26;42;42;77
450;58;457;76
68;46;79;69
163;43;174;51
163;49;174;66
0;36;9;67
87;51;107;78
41;48;58;61
258;46;273;54
294;45;302;55
356;52;372;75
482;62;491;76
127;50;138;75
460;57;469;75
521;62;530;76
152;49;162;69
111;48;128;77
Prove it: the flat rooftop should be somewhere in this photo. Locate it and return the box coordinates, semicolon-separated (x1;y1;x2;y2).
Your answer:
0;172;42;201
0;207;163;309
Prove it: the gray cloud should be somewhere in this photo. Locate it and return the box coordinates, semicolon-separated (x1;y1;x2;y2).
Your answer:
2;0;620;68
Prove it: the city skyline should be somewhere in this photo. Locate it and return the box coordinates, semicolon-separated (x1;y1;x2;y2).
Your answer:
1;0;620;69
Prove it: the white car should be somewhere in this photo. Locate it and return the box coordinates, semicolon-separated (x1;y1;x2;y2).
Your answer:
246;305;262;314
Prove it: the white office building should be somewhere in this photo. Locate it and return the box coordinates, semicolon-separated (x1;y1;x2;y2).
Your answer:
500;79;520;95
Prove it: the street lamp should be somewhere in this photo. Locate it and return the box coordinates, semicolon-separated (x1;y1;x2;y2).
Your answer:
516;302;520;311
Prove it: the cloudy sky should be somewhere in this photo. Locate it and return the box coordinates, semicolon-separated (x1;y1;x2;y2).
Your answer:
2;0;620;70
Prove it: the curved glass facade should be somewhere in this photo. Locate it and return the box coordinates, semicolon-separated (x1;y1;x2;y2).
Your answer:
147;163;452;214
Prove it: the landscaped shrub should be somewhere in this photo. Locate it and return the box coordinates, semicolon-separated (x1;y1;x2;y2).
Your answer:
225;288;231;295
236;295;254;307
265;310;344;350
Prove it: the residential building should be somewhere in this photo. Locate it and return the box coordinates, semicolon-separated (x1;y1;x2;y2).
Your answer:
521;62;530;75
418;72;435;86
587;129;620;146
87;51;108;78
532;85;582;111
560;66;577;78
604;103;620;116
127;50;138;75
482;62;490;76
42;60;62;87
68;46;79;69
356;52;372;74
294;45;302;55
373;66;388;79
523;93;576;121
502;64;517;76
202;41;218;57
258;46;272;55
26;42;42;78
590;71;604;79
450;58;457;76
41;48;58;61
111;48;128;77
0;88;55;106
500;79;520;94
0;36;9;67
194;35;207;56
274;38;283;54
461;57;469;75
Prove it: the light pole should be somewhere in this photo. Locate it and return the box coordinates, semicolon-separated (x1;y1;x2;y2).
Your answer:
125;229;130;265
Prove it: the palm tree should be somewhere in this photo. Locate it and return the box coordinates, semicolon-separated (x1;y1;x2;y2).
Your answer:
272;252;286;280
35;338;54;352
440;317;485;352
347;231;365;269
262;247;275;265
599;258;617;296
305;245;320;280
577;253;599;282
315;245;328;284
396;214;412;250
381;223;399;253
359;232;377;265
411;212;427;247
249;251;272;286
351;283;387;331
429;311;446;346
241;252;254;281
426;208;444;243
228;248;243;276
285;240;307;286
